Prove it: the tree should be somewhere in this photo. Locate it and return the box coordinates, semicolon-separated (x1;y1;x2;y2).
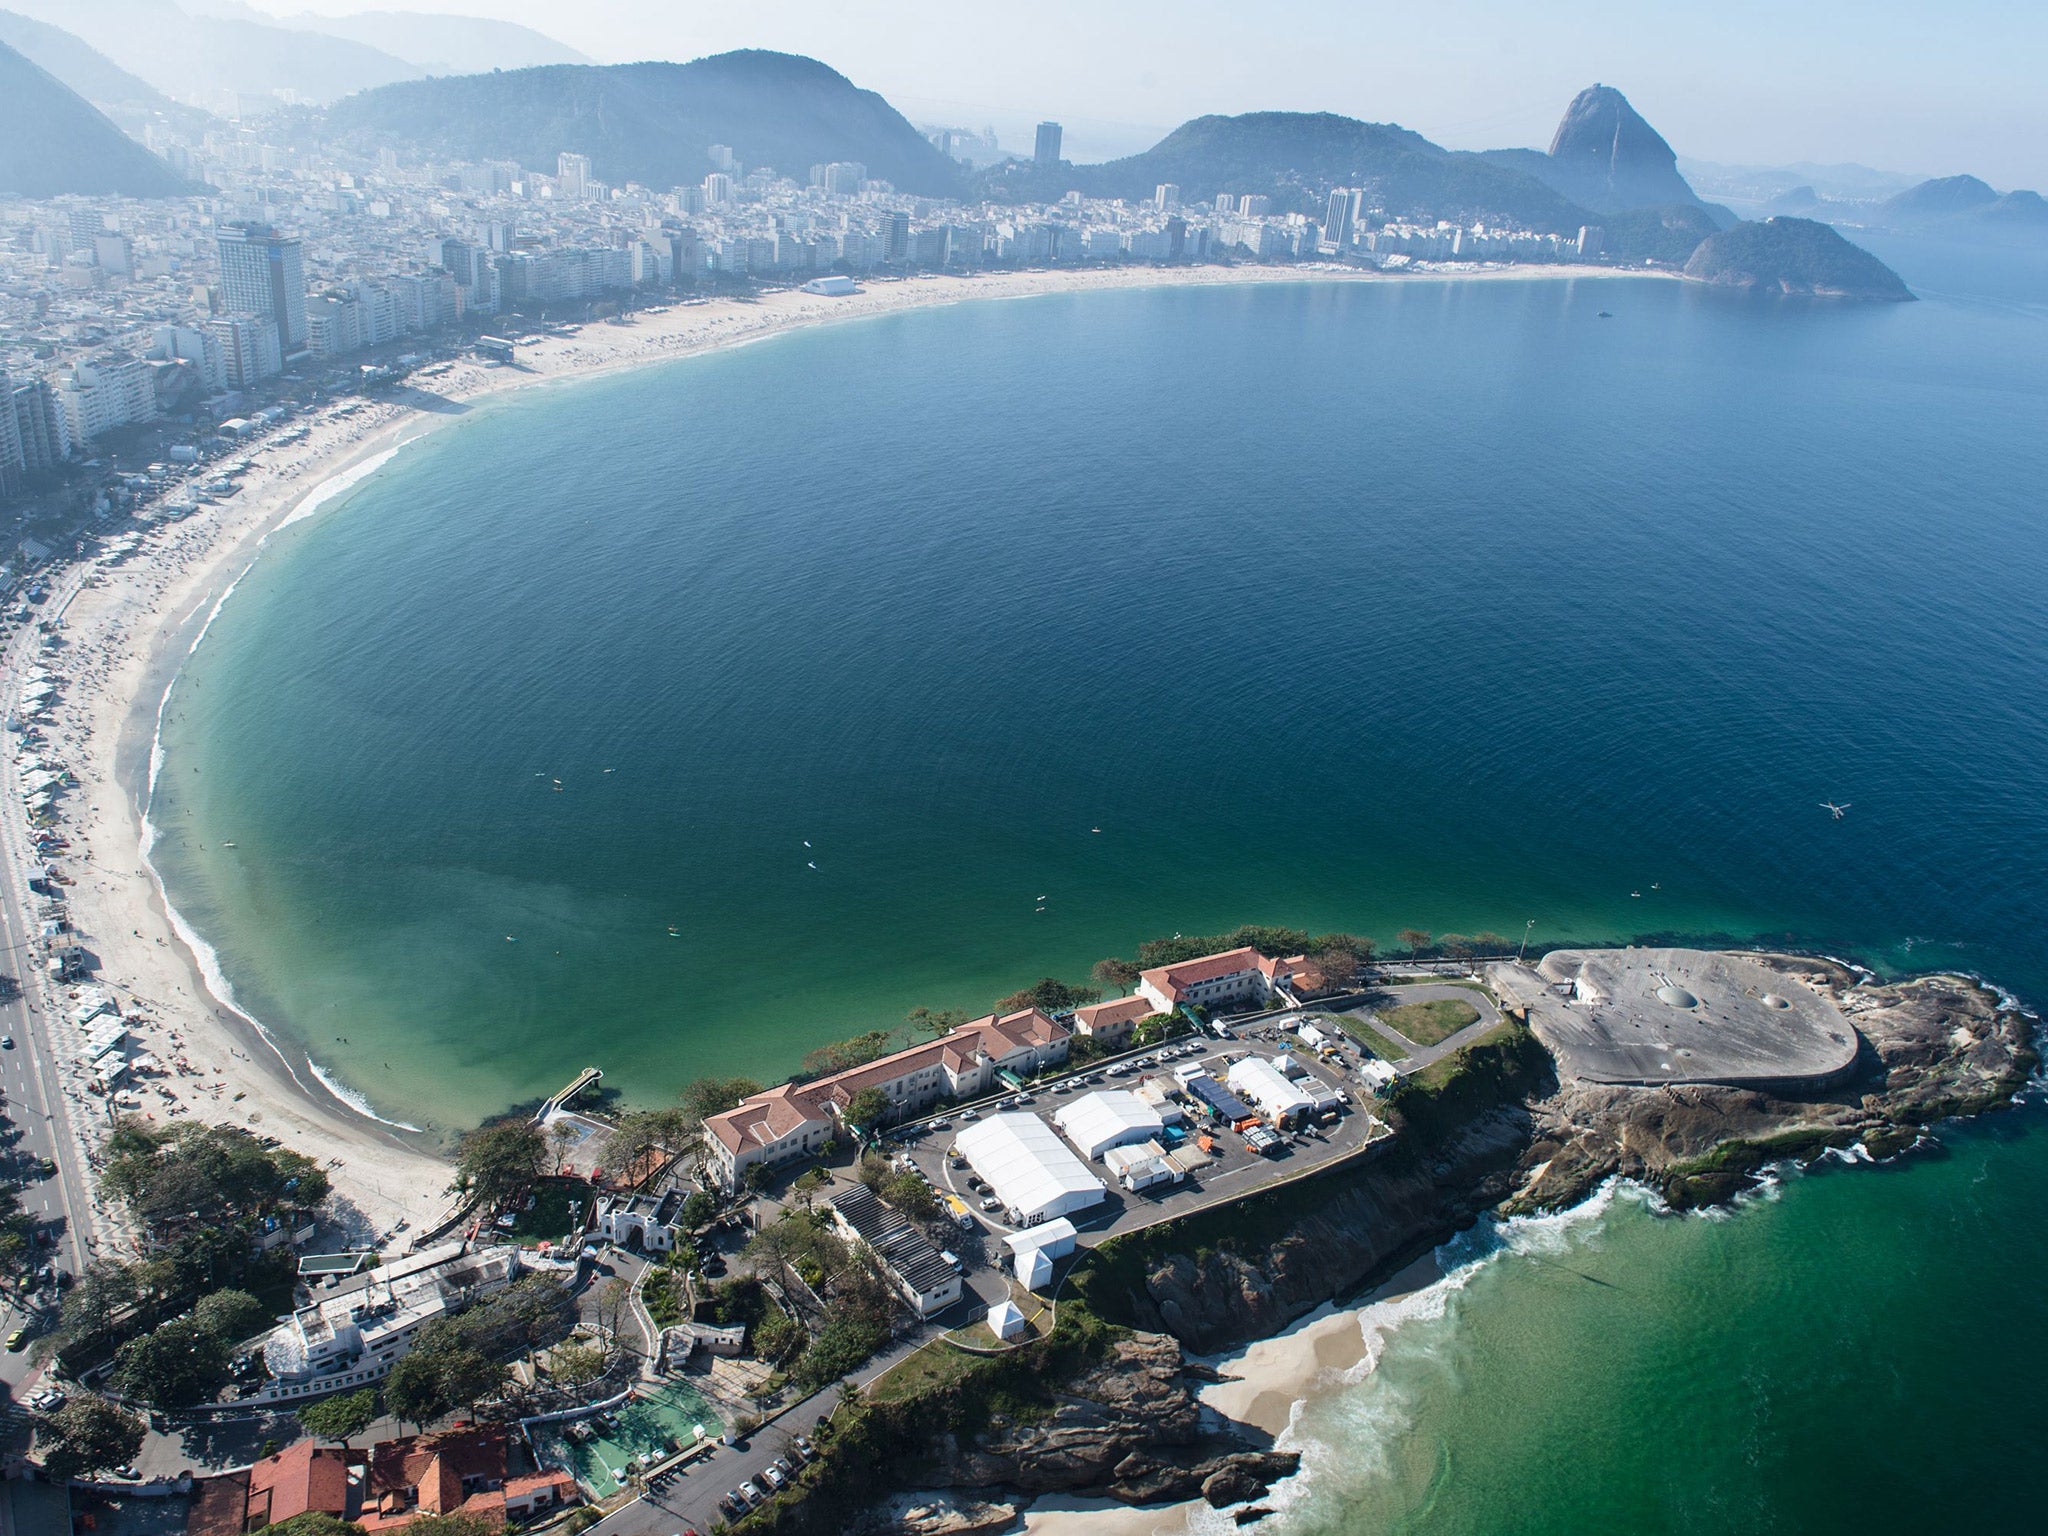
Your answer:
882;1172;939;1221
190;1288;269;1345
550;1341;607;1387
550;1120;577;1174
299;1387;377;1448
451;1119;549;1212
679;1190;715;1229
600;1107;699;1178
791;1167;830;1211
1397;928;1432;960
1440;934;1475;967
35;1393;144;1481
1090;957;1142;992
384;1351;450;1428
678;1076;761;1124
842;1088;890;1131
265;1515;367;1536
398;1515;500;1536
439;1346;508;1412
1472;931;1510;956
799;1030;897;1078
905;1006;968;1038
109;1316;231;1407
993;977;1100;1015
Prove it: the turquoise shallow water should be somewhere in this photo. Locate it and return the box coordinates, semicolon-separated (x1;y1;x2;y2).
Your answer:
150;253;2048;1528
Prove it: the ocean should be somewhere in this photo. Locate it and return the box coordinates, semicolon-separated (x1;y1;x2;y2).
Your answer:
150;249;2048;1529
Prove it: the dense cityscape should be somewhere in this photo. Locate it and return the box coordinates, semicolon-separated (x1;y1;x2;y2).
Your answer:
2;3;2041;1535
0;110;1606;523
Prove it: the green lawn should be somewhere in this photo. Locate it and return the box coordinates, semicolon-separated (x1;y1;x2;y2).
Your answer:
1377;997;1482;1046
868;1338;983;1403
1344;1020;1411;1061
502;1176;593;1248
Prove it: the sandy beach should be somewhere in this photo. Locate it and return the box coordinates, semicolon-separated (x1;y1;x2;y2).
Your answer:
12;259;1646;1246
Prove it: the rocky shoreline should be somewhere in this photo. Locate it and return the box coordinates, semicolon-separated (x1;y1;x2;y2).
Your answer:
784;956;2037;1534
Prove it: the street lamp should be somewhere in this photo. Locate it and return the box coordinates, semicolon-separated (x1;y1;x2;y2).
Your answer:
1516;920;1535;964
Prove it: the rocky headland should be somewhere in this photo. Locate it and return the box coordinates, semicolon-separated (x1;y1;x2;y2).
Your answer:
739;955;2035;1532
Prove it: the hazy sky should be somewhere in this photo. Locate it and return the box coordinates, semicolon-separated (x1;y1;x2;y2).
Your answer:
242;0;2046;187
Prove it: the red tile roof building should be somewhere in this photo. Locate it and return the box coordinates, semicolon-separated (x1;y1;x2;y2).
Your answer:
1069;994;1157;1047
703;1009;1069;1189
1137;946;1305;1015
184;1426;577;1534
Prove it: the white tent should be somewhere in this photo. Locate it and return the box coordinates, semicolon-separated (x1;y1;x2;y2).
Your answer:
1016;1247;1052;1289
1227;1056;1316;1125
1002;1218;1078;1266
988;1299;1028;1341
1054;1090;1166;1161
956;1113;1106;1226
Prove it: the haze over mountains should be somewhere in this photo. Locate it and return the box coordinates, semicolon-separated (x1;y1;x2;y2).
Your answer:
1;0;584;107
0;38;191;198
324;50;967;199
0;0;2006;292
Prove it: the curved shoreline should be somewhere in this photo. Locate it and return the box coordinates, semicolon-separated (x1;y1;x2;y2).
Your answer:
43;259;1662;1226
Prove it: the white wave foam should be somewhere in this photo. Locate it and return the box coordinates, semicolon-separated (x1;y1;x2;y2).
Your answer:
1240;1179;1641;1524
308;1058;426;1134
137;442;420;1133
272;445;400;533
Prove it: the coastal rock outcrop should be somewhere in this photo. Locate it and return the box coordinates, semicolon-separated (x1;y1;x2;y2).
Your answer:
1682;216;1914;300
1509;962;2035;1212
1127;1111;1529;1354
908;1332;1297;1501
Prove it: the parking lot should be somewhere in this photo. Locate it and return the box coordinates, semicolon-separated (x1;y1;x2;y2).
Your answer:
881;1028;1393;1265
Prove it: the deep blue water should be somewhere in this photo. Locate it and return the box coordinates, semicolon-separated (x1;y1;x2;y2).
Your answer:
148;256;2048;1529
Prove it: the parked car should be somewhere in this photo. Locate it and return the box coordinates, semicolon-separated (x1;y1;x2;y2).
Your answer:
5;1329;25;1352
793;1436;818;1462
739;1479;765;1504
762;1464;787;1491
979;1195;1002;1212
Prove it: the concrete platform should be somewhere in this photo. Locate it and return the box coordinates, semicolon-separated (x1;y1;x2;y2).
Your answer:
1491;948;1861;1089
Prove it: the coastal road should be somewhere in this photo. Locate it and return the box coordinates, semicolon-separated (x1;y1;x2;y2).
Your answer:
0;564;107;1408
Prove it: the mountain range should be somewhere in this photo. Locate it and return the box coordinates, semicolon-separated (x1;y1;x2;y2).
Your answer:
0;8;214;138
322;50;969;198
0;37;190;198
0;0;583;107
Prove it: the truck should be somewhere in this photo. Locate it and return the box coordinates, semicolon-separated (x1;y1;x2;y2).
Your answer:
942;1192;976;1230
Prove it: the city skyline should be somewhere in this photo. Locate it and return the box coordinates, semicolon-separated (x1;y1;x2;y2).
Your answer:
232;0;2048;188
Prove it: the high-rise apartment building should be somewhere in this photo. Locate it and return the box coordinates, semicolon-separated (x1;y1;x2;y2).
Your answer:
556;152;591;200
1321;188;1361;252
216;223;307;352
1154;183;1181;212
702;173;734;208
884;210;911;262
1034;122;1063;168
0;369;24;499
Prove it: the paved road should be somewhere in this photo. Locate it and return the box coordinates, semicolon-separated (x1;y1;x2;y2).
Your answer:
0;568;106;1412
1344;981;1505;1076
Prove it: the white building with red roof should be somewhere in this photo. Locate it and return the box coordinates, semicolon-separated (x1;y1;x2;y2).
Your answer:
1136;946;1305;1017
702;1008;1069;1190
1070;994;1157;1048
